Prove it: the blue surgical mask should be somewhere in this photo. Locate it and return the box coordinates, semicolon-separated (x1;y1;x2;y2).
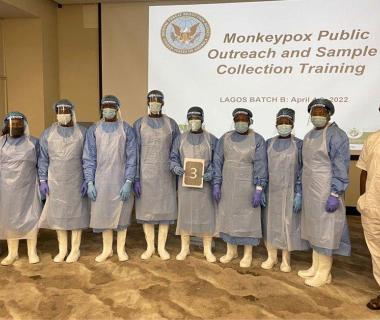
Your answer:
189;119;202;132
235;121;249;133
311;116;327;128
277;124;292;137
102;108;116;120
149;102;162;115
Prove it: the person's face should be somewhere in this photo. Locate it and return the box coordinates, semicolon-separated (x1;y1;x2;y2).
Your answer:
56;107;73;126
188;115;203;132
233;114;250;124
57;106;71;115
102;104;118;121
8;118;25;137
276;117;293;127
311;106;329;118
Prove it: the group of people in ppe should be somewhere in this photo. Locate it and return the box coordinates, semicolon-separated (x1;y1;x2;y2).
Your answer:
0;92;351;290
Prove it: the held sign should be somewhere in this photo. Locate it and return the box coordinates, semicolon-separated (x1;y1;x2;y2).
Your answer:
182;158;205;188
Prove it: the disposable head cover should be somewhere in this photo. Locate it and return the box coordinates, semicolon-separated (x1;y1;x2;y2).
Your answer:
3;112;29;137
308;98;335;115
101;95;121;110
277;108;295;122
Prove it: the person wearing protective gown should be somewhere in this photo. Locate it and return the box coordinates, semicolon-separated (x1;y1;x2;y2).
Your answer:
0;112;41;265
38;99;90;263
213;108;267;268
83;95;137;262
298;98;351;287
357;106;380;309
261;108;308;273
133;90;180;261
170;107;217;262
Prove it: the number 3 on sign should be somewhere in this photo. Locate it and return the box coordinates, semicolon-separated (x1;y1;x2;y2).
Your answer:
182;158;205;188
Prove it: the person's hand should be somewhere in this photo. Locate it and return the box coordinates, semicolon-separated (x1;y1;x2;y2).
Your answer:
173;166;185;176
134;180;141;198
80;181;88;197
325;195;339;213
87;181;97;201
39;181;49;197
120;180;132;201
203;171;213;182
251;189;262;208
213;184;221;203
293;193;302;213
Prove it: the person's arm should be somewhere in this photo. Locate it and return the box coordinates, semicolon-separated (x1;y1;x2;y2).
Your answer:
253;133;268;189
38;129;49;181
133;119;142;182
205;134;218;177
124;123;137;182
357;135;370;195
294;139;303;195
170;118;181;145
82;125;97;184
328;127;350;195
360;170;367;195
213;135;225;185
169;135;182;172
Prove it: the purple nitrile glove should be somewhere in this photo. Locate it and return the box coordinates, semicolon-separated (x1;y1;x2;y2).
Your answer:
251;189;262;208
80;181;88;197
134;180;142;198
39;181;49;197
213;184;221;203
325;195;340;213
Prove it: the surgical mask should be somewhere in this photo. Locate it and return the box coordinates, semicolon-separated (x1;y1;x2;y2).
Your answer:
149;102;162;115
311;116;327;128
57;114;72;125
277;124;292;137
235;121;249;134
189;119;202;132
102;108;116;120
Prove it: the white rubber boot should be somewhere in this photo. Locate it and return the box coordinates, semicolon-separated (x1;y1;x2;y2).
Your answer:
54;230;68;263
220;243;238;263
27;235;40;264
298;250;319;279
141;223;155;260
203;236;216;263
305;253;333;287
117;230;129;262
1;239;19;266
280;250;291;273
261;245;278;270
240;245;253;268
66;230;82;263
176;235;190;261
158;224;170;260
95;230;113;262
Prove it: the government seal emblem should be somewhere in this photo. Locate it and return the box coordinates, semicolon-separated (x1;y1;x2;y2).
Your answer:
161;12;211;54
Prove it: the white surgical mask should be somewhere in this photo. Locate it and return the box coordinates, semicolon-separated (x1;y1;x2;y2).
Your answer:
311;116;327;128
189;119;202;132
57;114;72;125
235;121;249;134
102;108;116;120
149;102;162;115
277;124;292;137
